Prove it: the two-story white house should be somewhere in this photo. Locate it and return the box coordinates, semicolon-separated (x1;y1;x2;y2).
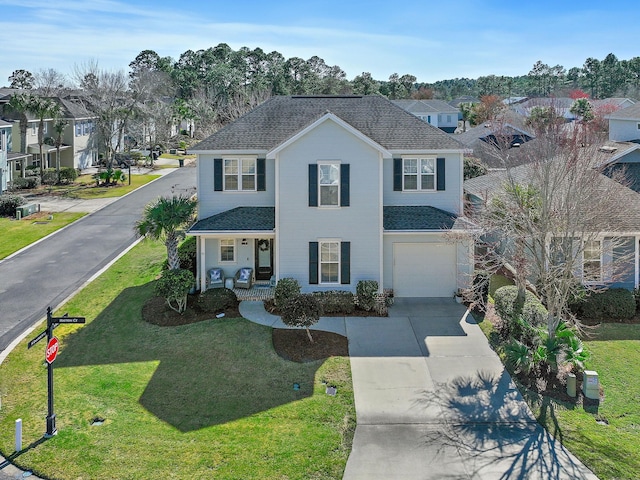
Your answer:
188;95;473;298
392;99;460;133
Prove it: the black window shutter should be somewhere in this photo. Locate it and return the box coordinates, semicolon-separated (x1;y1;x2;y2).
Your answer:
340;164;350;207
257;158;266;191
214;158;223;191
309;242;319;284
341;242;350;285
393;158;403;191
436;157;446;191
308;164;318;206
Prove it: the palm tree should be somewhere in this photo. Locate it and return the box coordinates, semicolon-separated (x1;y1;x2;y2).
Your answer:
459;102;474;132
29;97;60;183
135;195;198;270
52;116;68;181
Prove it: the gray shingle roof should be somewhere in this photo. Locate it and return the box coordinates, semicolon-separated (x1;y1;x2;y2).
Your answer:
607;102;640;120
189;205;464;233
383;206;457;230
192;95;465;152
464;155;640;232
0;119;11;127
392;99;459;114
190;207;275;232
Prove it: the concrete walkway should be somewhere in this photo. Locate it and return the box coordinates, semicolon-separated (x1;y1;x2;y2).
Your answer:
240;298;599;480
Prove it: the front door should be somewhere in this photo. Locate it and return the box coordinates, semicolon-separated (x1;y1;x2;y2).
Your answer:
255;239;273;281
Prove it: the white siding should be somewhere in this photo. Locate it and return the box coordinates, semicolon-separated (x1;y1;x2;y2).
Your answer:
383;153;464;214
197;154;276;219
609;119;640;142
276;119;382;291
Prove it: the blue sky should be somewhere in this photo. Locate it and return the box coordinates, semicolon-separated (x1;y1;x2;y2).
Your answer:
1;0;639;87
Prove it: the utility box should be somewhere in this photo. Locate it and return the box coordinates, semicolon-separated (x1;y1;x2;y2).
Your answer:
16;203;40;218
583;370;599;400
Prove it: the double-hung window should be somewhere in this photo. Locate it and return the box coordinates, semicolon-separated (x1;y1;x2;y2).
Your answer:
583;240;602;283
219;239;236;262
320;241;340;283
319;163;340;206
224;158;256;191
403;158;435;191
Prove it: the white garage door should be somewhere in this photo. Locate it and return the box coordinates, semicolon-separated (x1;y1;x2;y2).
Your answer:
393;243;457;297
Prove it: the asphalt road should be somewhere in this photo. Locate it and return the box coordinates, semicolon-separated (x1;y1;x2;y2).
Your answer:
0;166;196;353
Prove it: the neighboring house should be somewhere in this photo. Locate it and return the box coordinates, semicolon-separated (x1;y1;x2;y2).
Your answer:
464;145;640;290
606;102;640;143
449;96;480;109
188;95;474;298
2;94;98;175
0;120;10;192
597;141;640;192
513;97;577;121
393;99;460;133
454;113;535;169
592;97;635;111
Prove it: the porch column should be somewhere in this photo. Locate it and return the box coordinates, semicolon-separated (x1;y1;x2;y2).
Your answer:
199;236;206;292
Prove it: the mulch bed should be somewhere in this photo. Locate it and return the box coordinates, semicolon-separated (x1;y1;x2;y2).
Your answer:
141;295;240;327
141;296;348;362
272;329;349;362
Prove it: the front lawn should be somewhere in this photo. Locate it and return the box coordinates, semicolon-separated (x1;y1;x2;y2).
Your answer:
478;313;640;480
67;174;160;199
0;212;85;259
0;240;355;479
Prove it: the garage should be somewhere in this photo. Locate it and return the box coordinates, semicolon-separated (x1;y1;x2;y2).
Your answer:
393;243;457;297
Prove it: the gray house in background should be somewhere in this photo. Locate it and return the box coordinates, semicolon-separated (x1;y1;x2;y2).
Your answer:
607;102;640;143
392;99;460;133
188;95;474;297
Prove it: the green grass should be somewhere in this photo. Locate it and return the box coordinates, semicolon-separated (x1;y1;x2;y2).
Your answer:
0;212;85;259
40;174;160;199
477;302;640;480
159;153;196;160
0;240;355;480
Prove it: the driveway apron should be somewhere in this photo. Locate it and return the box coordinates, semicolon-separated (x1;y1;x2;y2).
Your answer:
343;298;599;480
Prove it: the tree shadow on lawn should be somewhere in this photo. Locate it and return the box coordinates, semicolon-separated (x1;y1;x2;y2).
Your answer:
55;284;326;432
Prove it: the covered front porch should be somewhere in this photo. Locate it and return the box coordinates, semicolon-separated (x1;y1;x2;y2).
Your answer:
188;207;276;293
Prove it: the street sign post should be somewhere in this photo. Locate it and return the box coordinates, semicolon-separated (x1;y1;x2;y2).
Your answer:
27;307;86;437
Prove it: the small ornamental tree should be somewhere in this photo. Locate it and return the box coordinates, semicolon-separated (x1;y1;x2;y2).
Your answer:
155;268;194;314
281;294;322;343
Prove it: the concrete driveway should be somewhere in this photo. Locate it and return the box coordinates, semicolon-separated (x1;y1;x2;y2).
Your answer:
343;298;599;480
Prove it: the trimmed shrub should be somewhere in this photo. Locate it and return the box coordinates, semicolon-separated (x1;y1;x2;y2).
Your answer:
313;290;355;314
281;293;322;342
0;194;25;216
356;280;378;311
198;288;238;313
59;167;78;184
274;277;301;308
570;288;635;321
12;177;40;189
42;169;58;185
155;268;194;314
493;285;547;342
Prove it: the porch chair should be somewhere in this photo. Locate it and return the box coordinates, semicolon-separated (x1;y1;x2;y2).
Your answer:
234;267;254;289
206;268;225;290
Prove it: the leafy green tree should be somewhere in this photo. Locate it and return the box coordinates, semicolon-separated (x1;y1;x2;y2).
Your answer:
281;294;322;343
463;156;488;180
526;106;563;134
459;102;474;130
570;98;594;123
52;116;67;180
582;57;601;98
352;72;379;95
30;96;61;181
8;69;34;89
155;268;194;314
7;93;32;156
135;195;198;270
